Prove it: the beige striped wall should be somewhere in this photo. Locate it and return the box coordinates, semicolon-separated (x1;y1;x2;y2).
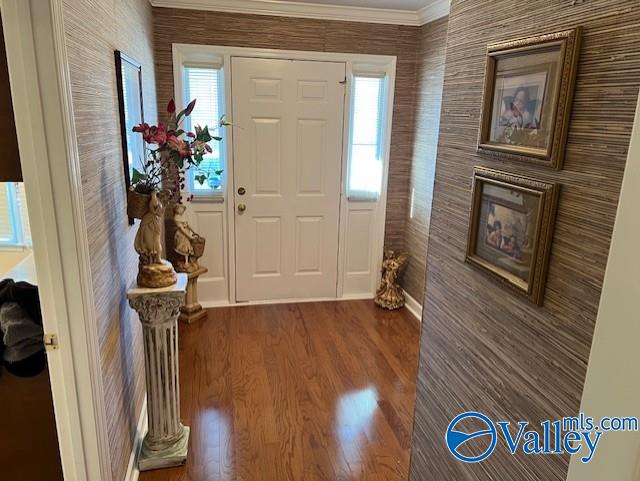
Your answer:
152;8;421;253
410;1;640;479
61;0;156;480
61;4;439;479
59;2;638;479
403;17;448;301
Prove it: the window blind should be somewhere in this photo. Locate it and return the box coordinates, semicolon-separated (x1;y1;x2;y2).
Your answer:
347;75;386;201
0;182;31;246
15;183;31;246
0;183;13;243
183;66;225;193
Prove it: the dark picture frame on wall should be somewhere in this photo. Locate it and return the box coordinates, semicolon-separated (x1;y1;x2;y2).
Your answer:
477;27;582;169
115;50;144;224
465;167;559;305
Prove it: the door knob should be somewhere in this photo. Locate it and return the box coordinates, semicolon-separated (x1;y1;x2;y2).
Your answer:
237;203;247;212
238;187;246;195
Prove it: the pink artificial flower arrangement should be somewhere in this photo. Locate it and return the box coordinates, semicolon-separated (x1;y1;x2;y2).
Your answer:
131;99;223;198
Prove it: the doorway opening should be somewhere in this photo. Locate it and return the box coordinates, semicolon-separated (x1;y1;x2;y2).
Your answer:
172;45;397;306
0;11;63;480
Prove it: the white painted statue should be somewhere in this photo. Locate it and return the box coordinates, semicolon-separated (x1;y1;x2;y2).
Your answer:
134;191;177;288
173;203;202;273
135;191;163;265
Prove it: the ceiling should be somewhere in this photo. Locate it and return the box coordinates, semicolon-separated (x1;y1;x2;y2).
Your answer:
150;0;450;25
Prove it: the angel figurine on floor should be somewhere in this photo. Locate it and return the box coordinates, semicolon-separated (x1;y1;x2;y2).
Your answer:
375;249;409;310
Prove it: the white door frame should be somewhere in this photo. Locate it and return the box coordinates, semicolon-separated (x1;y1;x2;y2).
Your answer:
172;44;397;305
1;1;110;480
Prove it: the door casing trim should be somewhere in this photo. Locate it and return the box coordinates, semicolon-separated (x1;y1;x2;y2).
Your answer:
1;0;111;479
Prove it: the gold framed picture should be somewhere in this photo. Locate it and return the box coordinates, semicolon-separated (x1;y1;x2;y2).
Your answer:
478;28;582;169
465;167;559;305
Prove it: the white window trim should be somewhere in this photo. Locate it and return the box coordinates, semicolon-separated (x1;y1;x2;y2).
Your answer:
172;44;396;302
174;51;227;202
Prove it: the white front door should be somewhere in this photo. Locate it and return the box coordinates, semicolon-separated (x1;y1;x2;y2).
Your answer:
232;57;346;302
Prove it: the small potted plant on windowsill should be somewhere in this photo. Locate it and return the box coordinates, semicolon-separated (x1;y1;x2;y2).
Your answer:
128;99;223;288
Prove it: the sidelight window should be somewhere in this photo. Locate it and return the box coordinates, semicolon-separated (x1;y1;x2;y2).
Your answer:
346;74;388;201
182;65;226;195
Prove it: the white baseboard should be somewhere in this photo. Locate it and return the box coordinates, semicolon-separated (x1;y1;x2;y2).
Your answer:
201;294;374;309
123;399;148;481
403;290;423;323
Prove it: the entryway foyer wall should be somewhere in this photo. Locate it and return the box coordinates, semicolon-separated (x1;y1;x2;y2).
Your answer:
410;1;640;480
152;8;434;301
59;1;640;480
61;0;157;480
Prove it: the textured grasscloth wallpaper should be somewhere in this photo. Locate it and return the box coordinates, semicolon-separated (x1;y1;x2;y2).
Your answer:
62;0;157;479
152;8;421;254
61;1;639;479
410;1;640;480
403;18;448;302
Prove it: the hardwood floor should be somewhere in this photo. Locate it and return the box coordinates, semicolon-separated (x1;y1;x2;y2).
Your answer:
139;300;420;481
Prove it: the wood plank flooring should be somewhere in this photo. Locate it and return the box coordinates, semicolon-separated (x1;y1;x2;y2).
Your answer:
139;300;420;481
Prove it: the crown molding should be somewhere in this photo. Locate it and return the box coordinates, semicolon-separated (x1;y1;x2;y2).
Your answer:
150;0;449;26
417;0;450;25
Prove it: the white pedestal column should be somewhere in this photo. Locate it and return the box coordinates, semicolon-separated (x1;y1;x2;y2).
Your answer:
127;274;190;471
179;266;208;324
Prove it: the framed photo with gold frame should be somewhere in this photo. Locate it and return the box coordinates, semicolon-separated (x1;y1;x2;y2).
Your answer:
465;167;559;305
477;28;581;169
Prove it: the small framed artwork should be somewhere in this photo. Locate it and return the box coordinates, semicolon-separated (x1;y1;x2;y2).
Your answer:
465;167;559;305
115;50;144;223
478;28;582;169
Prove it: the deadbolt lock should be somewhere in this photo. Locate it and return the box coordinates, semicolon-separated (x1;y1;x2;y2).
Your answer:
238;187;246;195
238;203;247;212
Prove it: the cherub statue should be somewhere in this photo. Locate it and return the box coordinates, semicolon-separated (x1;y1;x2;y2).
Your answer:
134;191;177;288
134;191;164;264
173;203;201;273
375;249;409;310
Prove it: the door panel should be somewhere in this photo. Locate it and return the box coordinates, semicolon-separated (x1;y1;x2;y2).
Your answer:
254;217;281;276
295;216;323;274
232;57;346;301
297;119;327;195
253;118;282;194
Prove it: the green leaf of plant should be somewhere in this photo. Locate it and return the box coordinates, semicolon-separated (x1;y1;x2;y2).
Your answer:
131;168;147;184
196;125;213;143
